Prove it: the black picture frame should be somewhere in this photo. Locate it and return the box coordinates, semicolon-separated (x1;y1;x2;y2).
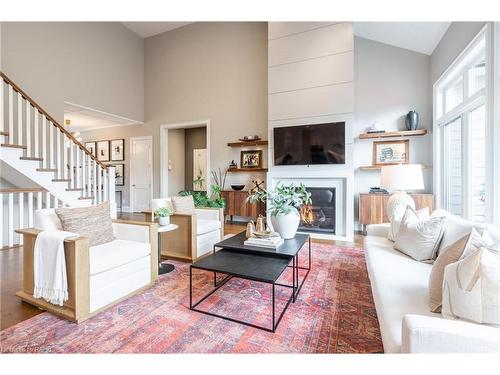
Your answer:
110;139;125;161
240;150;263;169
84;141;97;157
114;164;125;186
96;140;110;162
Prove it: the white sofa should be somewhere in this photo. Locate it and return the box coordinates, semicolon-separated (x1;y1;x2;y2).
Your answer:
365;209;500;353
15;208;158;322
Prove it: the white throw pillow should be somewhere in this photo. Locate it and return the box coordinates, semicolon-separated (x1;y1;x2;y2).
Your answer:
442;247;500;325
388;206;429;242
171;195;195;213
394;206;446;262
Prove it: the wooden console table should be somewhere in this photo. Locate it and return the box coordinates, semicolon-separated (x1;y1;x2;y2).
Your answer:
359;193;434;227
221;190;265;222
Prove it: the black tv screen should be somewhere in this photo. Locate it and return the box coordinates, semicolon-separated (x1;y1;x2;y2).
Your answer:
274;122;345;165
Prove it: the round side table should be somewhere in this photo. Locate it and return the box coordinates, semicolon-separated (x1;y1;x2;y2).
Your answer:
157;223;178;274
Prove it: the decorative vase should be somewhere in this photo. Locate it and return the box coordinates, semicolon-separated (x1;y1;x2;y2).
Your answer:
271;207;300;239
405;110;419;130
159;216;170;226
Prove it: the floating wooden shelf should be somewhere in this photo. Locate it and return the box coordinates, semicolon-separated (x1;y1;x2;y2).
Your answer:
227;168;268;173
358;164;428;171
359;129;427;139
227;140;268;147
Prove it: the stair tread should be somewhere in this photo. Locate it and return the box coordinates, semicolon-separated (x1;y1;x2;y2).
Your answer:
2;143;27;149
0;131;9;136
52;179;71;182
20;156;43;161
66;188;83;191
36;168;58;172
78;196;94;200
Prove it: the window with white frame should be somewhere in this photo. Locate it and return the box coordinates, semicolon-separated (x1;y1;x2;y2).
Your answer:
434;27;490;223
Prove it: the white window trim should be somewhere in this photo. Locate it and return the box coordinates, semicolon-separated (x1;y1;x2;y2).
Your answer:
493;22;500;225
433;24;493;223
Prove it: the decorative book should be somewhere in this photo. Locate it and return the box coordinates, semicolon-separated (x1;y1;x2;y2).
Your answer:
244;236;284;249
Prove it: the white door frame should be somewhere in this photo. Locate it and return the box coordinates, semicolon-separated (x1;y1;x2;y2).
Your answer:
159;120;211;198
129;135;153;212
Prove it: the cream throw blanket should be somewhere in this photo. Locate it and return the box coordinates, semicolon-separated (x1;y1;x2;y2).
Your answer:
34;230;78;306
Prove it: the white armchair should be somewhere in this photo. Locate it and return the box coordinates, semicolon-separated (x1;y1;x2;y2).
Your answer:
145;198;224;262
15;208;158;323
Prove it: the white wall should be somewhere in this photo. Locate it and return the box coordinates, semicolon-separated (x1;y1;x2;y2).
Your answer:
353;37;433;227
1;22;144;123
431;22;486;84
267;22;355;240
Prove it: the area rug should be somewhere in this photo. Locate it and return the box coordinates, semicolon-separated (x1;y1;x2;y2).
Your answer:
0;242;383;353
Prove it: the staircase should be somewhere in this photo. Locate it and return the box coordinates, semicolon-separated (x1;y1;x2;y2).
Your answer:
1;71;116;248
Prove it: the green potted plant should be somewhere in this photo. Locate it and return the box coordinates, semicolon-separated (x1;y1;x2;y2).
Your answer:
248;183;311;239
154;206;173;226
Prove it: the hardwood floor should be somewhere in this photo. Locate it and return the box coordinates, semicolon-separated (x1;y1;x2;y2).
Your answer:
0;212;364;330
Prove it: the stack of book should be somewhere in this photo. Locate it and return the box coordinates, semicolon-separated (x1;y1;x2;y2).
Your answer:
244;236;284;249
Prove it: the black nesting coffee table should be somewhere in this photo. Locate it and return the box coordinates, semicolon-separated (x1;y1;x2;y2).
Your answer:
189;231;311;332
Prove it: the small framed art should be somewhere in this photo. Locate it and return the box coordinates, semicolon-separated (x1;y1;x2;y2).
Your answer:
96;140;110;162
84;141;97;157
372;140;409;166
240;150;263;168
114;164;125;186
110;139;125;161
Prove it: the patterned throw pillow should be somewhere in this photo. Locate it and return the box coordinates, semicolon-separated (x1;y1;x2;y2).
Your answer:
171;195;195;213
389;206;429;242
55;202;115;247
428;228;491;312
394;206;446;262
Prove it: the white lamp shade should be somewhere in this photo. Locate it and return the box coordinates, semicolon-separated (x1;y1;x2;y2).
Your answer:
380;164;424;191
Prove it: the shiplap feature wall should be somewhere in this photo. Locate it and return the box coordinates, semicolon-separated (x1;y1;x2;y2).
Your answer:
267;22;355;241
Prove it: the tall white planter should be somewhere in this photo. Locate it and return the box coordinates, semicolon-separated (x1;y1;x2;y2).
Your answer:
271;207;300;239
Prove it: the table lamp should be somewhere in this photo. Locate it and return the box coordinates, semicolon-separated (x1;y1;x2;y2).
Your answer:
380;164;424;218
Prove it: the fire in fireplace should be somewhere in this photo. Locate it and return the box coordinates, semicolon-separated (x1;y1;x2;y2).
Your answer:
299;187;336;234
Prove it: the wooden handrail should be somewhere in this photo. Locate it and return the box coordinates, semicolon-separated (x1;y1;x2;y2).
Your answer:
0;188;47;193
0;71;108;170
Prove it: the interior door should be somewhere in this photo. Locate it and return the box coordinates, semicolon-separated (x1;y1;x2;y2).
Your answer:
130;138;152;212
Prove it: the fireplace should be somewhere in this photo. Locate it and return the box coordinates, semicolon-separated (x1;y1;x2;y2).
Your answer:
299;187;336;234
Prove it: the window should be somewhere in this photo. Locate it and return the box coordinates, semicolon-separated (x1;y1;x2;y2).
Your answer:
434;27;491;223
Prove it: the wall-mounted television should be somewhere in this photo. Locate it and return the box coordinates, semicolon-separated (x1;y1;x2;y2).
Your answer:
273;122;345;165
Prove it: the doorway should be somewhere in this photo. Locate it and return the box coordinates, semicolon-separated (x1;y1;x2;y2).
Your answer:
160;120;210;198
129;136;153;212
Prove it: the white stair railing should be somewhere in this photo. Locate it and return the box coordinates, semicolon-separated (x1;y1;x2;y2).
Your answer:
1;72;116;247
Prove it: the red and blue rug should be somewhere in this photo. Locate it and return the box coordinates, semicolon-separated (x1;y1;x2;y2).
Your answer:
0;242;383;353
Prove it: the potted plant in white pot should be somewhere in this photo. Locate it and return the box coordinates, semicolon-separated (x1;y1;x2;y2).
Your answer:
154;207;173;226
248;183;311;239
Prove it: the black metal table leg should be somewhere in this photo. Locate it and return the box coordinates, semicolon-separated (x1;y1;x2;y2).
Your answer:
158;229;175;274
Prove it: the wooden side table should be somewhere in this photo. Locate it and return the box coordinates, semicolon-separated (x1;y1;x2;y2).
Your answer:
359;193;434;231
220;190;265;222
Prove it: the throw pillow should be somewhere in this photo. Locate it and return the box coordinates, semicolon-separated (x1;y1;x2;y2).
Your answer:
428;228;491;312
442;247;500;325
55;202;115;247
171;195;195;213
388;206;429;242
394;206;446;262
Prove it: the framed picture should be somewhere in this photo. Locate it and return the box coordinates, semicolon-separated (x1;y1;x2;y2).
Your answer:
372;140;409;166
240;150;263;169
113;164;124;186
96;140;110;162
110;139;125;161
84;141;96;157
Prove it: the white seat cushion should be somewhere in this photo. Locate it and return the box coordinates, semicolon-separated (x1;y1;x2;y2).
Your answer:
89;239;151;276
197;219;221;235
364;235;439;353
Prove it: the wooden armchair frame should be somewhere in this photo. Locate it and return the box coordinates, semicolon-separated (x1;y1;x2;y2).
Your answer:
143;207;224;262
15;220;158;323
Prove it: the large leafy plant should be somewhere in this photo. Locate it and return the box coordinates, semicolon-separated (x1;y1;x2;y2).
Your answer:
248;183;311;217
179;184;225;208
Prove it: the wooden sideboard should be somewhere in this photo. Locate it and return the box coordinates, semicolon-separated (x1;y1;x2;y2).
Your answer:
359;193;435;226
221;190;265;222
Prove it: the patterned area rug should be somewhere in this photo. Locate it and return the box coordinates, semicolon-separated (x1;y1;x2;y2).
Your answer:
0;243;383;353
